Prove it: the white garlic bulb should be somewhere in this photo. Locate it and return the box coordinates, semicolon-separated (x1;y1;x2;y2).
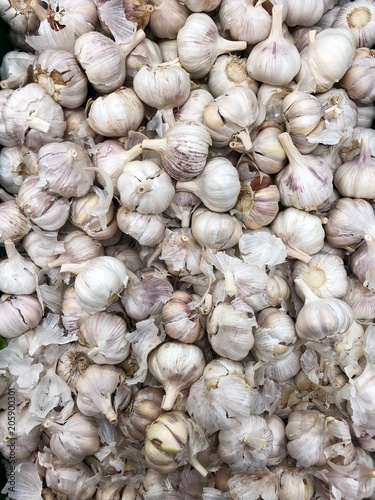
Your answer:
116;208;166;247
176;157;240;213
0;199;31;244
266;414;288;466
0;50;34;90
22;228;65;268
0;406;41;459
148;342;206;410
192;208;243;250
174;89;214;124
48;230;104;269
351;234;375;290
0;145;28;194
0;293;43;339
125;38;163;85
56;342;92;389
332;0;375;47
273;0;326;27
148;0;189;39
247;5;301;86
208;54;259;98
0;240;40;295
117;159;175;214
341;47;375;104
60;256;129;313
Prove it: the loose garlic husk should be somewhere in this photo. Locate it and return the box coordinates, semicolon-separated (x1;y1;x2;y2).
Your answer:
0;239;41;295
247;5;301;86
133;61;191;128
117;208;166;247
2;83;66;147
276;132;333;211
340;47;375;104
191;208;243;250
293;252;348;299
0;293;43;339
142;121;212;181
332;0;375;47
271;207;326;262
37;141;95;198
206;301;256;360
218;416;273;473
43;412;100;465
86;87;144;138
219;0;272;44
177;13;247;79
119;387;164;442
161;291;204;344
295;277;354;341
334;136;375;199
33;49;88;109
176;157;240;213
117;159;175;214
76;364;128;424
148;342;205;411
60;256;129;313
78;311;130;365
0;199;31;244
144;410;208;476
208;54;259;98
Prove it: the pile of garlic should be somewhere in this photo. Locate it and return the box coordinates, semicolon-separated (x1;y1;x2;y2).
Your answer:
0;0;375;497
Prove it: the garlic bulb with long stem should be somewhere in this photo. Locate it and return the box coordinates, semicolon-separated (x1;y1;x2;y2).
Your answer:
276;132;333;211
177;13;247;79
148;342;205;411
76;364;128;424
133;61;191;128
176;157;240;213
247;5;301;86
60;256;129;313
141;121;212;181
0;240;41;295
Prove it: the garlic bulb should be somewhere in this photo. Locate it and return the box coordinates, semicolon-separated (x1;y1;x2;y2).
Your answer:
86;87;144;138
177;13;247;79
78;311;130;364
176;157;240;213
148;342;205;410
125;38;163;85
191;208;243;250
0;293;43;339
351;234;375;290
276;132;333;211
0;89;17;147
117;208;166;247
273;0;326;27
43;412;100;465
56;342;92;389
0;199;31;244
219;0;272;44
37;141;95;198
334;136;375;199
251;122;286;174
22;228;65;268
0;0;38;34
2;83;66;146
148;0;189;39
266;414;288;466
174;89;214;124
133;61;191;127
282;91;323;139
293;252;348;299
117;159;175;214
60;256;129;313
208;55;259;98
48;230;104;269
0;407;41;459
295;277;354;341
296;28;356;93
0;145;29;194
0;239;41;295
247;5;301;86
63;107;100;150
218;416;273;473
271;207;326;262
76;364;127;423
340;47;375;104
33;49;87;109
206;301;256;360
332;0;375;47
0;50;35;89
141;121;212;181
161;291;204;344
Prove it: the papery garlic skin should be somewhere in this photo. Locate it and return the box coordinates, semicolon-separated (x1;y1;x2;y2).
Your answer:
148;342;205;411
60;256;129;313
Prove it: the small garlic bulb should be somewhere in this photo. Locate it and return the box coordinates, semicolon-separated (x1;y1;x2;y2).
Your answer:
0;407;41;459
208;55;259;98
79;311;130;365
177;13;247;79
0;293;43;339
180;0;221;11
76;364;127;424
266;414;288;466
176;157;240;213
37;141;95;198
0;199;31;244
251;122;286;174
293;252;348;298
142;121;212;181
273;0;326;27
351;234;375;290
174;89;214;124
117;160;175;214
133;61;191;127
148;0;189;39
43;412;100;465
125;38;163;85
332;0;375;47
117;208;166;247
60;256;129;313
22;228;65;268
295;277;354;341
218;416;273;473
191;208;243;250
247;5;301;86
148;342;206;410
0;145;32;194
340;47;375;104
161;291;204;344
0;240;40;295
86;87;144;138
282;91;323;138
48;230;104;269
